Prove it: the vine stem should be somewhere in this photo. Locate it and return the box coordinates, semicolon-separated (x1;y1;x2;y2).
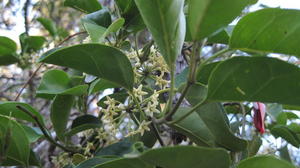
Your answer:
16;105;79;154
14;31;87;101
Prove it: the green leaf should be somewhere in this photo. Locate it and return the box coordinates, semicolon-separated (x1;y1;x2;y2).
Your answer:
0;116;30;166
207;30;230;44
37;69;88;98
102;18;125;36
237;155;295;168
207;57;300;107
172;105;247;152
115;0;145;33
96;139;134;157
82;9;111;42
0;102;45;126
89;79;118;95
1;150;41;167
93;146;230;168
65;115;101;137
187;0;253;41
196;61;220;85
83;9;112;28
19;33;46;54
51;95;74;141
21;125;43;143
230;8;300;57
0;36;19;65
64;0;102;13
271;125;300;148
134;0;185;68
39;44;134;91
37;17;57;37
75;157;117;168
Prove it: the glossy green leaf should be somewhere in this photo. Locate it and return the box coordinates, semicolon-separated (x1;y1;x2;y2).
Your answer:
82;9;111;42
51;95;74;141
0;116;30;166
86;18;125;43
89;79;118;94
0;102;45;126
64;0;102;13
37;17;57;36
196;61;220;85
230;8;300;57
39;44;134;91
65;115;101;137
19;33;46;54
102;18;124;36
96;139;133;157
237;155;295;168
94;146;230;168
207;57;300;107
83;9;111;28
1;150;41;167
134;0;185;67
37;69;88;98
115;0;145;32
0;36;19;65
187;0;253;40
172;104;247;152
271;125;300;147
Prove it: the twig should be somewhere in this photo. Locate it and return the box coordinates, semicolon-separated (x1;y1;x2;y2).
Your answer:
14;63;43;101
16;105;79;153
56;31;86;47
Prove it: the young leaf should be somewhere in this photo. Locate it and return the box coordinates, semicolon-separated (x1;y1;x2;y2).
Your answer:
0;36;19;65
51;95;74;141
19;33;46;54
64;0;102;13
134;0;186;68
187;0;253;40
39;44;134;91
37;17;57;37
230;8;300;57
237;155;295;168
37;69;88;98
207;57;300;107
0;116;30;166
